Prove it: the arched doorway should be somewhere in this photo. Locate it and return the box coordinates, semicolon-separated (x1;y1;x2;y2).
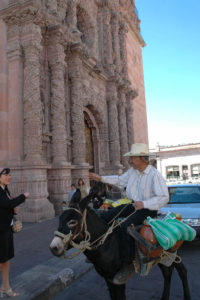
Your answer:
84;118;94;171
84;109;100;173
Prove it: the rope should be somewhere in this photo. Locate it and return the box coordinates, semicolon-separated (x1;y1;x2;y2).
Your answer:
55;204;137;258
160;250;182;264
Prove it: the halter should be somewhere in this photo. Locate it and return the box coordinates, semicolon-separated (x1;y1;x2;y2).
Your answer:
54;204;137;259
54;207;92;258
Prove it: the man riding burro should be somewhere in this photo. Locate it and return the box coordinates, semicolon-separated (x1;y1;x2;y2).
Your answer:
89;143;169;285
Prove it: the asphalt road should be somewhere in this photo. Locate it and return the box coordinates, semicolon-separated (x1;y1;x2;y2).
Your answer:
52;240;200;300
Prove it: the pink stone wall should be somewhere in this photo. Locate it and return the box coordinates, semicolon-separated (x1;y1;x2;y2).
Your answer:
126;30;148;144
0;20;8;163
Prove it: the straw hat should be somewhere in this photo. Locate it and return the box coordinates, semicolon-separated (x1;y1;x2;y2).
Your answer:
123;143;149;157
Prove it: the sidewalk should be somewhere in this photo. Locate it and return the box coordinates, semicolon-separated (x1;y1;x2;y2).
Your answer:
7;217;93;300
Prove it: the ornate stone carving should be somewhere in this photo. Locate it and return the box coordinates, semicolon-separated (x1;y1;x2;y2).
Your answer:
21;23;43;164
118;89;129;168
102;6;113;73
110;11;121;75
68;48;87;165
106;80;121;167
126;90;136;148
119;21;129;80
47;28;68;165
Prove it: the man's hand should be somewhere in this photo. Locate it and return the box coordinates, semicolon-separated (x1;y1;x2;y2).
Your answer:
89;173;102;182
133;201;144;211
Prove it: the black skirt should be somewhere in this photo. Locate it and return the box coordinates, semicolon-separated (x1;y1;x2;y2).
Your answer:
0;227;14;263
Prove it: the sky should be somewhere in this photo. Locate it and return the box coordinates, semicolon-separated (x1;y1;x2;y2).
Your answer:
135;0;200;148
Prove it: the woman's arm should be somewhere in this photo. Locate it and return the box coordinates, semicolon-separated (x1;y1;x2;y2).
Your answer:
0;192;25;209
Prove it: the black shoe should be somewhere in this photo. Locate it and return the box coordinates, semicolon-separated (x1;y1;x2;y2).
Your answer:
113;264;135;285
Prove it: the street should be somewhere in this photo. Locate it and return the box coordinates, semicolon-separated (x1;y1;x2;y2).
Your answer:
52;240;200;300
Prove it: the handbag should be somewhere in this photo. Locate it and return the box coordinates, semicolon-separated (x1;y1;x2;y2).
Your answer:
12;217;22;233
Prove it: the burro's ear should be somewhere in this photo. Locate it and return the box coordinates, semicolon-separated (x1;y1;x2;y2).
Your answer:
69;189;81;206
79;191;95;211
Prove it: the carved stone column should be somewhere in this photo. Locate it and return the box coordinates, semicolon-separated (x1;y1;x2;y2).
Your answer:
46;27;72;214
19;22;54;222
66;0;78;31
118;89;129;168
102;6;113;73
126;90;135;148
48;30;68;165
69;47;86;165
21;23;43;165
68;45;90;183
106;81;122;173
3;19;22;166
119;21;129;80
0;20;8;164
111;12;121;75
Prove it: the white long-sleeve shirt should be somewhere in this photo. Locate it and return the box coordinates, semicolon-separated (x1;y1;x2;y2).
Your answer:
101;165;169;211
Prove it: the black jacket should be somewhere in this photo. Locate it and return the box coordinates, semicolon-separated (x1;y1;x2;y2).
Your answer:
0;186;25;232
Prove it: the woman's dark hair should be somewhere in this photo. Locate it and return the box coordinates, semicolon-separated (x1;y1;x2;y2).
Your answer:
78;178;84;186
0;168;11;196
0;168;10;176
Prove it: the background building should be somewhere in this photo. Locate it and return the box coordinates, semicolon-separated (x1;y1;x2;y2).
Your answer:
0;0;147;221
151;143;200;184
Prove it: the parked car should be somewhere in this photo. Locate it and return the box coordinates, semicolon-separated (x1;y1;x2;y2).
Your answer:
159;184;200;238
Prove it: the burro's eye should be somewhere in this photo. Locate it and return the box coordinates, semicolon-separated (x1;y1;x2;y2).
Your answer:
67;219;78;228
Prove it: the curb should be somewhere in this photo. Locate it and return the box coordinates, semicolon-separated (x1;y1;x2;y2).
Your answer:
11;254;94;300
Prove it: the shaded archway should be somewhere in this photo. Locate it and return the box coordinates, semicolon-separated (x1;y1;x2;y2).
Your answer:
84;108;100;173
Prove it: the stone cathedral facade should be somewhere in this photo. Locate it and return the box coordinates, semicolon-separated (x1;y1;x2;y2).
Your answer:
0;0;148;221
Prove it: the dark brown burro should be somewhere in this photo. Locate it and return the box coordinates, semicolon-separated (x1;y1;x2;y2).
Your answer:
50;185;191;300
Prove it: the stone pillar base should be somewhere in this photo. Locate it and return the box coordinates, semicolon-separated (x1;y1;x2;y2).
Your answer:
47;164;72;215
10;166;55;222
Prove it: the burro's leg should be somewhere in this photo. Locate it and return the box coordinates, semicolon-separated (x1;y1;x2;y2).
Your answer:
105;279;126;300
175;261;191;300
158;263;174;300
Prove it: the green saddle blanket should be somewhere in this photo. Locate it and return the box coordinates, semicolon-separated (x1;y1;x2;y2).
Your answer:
146;212;196;250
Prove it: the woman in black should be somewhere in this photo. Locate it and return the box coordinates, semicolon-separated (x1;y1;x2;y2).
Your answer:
0;168;29;297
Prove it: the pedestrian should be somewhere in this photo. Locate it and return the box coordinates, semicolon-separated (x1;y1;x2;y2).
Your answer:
89;143;169;285
61;201;68;211
0;167;29;297
67;184;77;203
77;178;89;199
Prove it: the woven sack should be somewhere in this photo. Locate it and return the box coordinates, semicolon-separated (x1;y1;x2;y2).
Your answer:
146;212;196;250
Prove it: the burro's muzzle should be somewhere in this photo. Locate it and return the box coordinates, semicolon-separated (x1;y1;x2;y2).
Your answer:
50;235;65;256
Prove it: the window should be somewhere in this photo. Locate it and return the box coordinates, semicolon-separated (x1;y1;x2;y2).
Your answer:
191;164;200;178
166;166;180;178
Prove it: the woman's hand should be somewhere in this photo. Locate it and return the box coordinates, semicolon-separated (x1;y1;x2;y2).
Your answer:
89;173;102;182
24;192;30;199
14;207;18;214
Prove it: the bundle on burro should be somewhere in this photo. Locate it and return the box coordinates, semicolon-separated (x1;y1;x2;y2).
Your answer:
50;186;196;300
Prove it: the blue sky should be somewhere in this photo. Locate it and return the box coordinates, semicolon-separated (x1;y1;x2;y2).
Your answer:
135;0;200;148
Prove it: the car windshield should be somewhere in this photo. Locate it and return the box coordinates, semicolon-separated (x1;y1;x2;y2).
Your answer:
169;186;200;203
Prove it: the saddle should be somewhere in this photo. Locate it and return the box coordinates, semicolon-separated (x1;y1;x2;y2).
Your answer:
127;223;183;276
